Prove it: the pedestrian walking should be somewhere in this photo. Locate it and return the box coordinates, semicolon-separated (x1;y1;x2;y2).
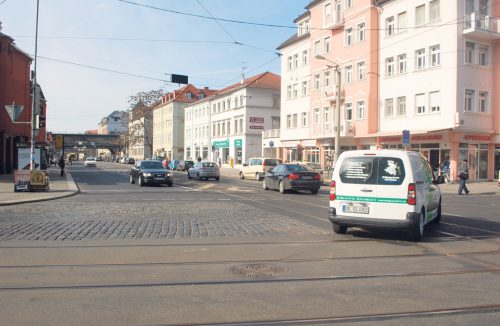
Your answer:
457;159;470;195
58;155;66;177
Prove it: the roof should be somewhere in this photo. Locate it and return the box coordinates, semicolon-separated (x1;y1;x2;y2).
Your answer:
0;32;33;60
155;84;218;108
305;0;325;9
277;32;310;50
215;71;281;96
293;11;311;23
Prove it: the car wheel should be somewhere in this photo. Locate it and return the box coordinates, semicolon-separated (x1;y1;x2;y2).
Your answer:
255;172;261;181
311;189;319;195
333;223;348;234
239;172;244;179
409;209;425;241
279;181;286;194
129;175;135;184
138;176;144;187
262;179;269;190
167;181;173;187
215;177;220;181
434;199;442;224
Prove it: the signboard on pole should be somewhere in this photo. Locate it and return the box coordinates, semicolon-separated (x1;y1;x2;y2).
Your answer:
402;130;410;148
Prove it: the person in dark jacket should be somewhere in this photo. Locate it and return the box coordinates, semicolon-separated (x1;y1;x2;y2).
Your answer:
58;155;66;177
458;159;470;195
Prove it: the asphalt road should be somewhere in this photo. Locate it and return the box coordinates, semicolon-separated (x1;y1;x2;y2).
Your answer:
0;161;499;325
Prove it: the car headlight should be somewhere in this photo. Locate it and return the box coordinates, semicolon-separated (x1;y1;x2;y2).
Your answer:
166;173;172;177
143;173;152;177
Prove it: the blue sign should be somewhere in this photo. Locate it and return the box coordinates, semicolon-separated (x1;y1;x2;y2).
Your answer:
402;130;410;148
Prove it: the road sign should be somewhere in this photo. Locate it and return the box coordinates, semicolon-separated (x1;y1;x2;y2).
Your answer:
402;130;410;148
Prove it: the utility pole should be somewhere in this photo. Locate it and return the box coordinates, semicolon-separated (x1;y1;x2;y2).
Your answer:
30;0;40;171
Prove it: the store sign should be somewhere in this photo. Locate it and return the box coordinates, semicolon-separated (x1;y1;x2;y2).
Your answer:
463;135;491;142
249;117;264;123
249;116;264;130
378;136;401;143
30;171;46;186
412;134;442;141
402;130;410;147
212;140;229;149
55;135;63;149
14;170;31;192
250;125;264;129
234;139;243;147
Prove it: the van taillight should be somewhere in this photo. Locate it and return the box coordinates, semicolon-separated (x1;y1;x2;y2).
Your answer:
329;181;336;201
407;183;416;205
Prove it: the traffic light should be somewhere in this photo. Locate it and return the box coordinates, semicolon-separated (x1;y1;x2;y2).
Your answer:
35;114;46;129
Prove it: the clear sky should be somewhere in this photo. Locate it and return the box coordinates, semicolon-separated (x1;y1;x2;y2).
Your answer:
1;0;310;133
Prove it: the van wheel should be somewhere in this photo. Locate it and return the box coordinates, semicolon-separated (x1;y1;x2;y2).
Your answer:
167;181;173;187
239;172;245;179
409;210;425;241
255;172;261;181
333;223;348;234
279;181;286;194
434;199;442;224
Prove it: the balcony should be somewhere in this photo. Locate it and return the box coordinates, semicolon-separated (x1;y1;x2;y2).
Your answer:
263;129;280;139
463;12;500;40
324;11;345;29
321;85;344;102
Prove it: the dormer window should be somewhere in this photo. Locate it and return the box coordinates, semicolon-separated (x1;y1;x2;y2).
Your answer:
186;93;192;99
199;93;205;100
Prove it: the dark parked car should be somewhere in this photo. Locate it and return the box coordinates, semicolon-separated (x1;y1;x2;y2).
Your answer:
178;160;194;171
129;160;173;187
262;163;321;194
126;157;135;164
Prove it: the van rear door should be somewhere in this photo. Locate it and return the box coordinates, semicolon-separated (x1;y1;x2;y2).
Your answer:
336;156;378;219
374;156;409;220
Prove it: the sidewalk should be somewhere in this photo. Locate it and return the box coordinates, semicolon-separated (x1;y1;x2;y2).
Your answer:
439;181;499;195
0;168;79;206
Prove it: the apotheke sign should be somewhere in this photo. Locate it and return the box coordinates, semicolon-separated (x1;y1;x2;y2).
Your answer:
249;117;264;130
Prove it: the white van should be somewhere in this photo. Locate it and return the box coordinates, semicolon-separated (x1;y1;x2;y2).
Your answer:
329;150;442;241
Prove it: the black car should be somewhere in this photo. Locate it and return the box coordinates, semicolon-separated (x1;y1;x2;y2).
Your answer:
129;160;173;187
262;163;321;194
178;160;194;171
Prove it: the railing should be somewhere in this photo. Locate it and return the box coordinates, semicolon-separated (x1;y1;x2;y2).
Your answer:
464;12;500;34
263;129;280;139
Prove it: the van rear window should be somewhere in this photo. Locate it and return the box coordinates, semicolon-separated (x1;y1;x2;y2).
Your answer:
339;157;405;185
264;159;281;166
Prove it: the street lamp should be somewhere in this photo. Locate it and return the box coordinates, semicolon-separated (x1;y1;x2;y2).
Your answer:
316;54;342;164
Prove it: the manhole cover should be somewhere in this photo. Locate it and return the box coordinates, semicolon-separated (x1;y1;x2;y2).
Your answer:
231;263;284;279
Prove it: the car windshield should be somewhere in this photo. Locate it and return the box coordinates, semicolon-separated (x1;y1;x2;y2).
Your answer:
141;162;165;169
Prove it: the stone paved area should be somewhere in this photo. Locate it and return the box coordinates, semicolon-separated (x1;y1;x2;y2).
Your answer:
0;201;327;241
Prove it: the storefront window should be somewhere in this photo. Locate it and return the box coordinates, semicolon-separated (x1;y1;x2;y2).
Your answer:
494;146;500;180
305;147;320;163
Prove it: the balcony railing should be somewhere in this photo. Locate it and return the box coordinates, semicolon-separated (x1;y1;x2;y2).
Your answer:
463;12;500;40
263;129;280;139
325;12;344;29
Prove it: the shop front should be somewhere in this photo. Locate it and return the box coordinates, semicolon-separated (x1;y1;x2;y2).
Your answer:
212;139;229;165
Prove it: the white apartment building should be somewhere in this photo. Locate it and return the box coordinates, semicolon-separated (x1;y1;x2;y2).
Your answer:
378;0;500;180
152;85;215;160
98;111;128;135
184;72;281;166
274;12;313;162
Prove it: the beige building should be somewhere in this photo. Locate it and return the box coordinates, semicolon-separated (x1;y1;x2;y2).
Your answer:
153;85;216;160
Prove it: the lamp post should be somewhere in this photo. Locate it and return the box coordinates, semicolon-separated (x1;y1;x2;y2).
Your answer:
30;0;40;171
316;55;342;164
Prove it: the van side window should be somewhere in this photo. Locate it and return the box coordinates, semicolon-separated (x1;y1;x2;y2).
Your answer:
249;159;255;166
255;159;263;165
377;158;405;185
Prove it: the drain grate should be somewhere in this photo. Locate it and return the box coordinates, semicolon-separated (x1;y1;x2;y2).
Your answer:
231;263;284;279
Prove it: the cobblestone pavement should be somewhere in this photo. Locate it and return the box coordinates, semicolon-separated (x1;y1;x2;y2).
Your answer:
0;200;327;241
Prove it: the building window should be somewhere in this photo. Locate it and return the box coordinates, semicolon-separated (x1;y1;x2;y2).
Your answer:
385;98;394;117
385;57;395;76
240;118;243;133
324;71;331;87
356;101;365;120
292;113;298;128
416;49;426;70
386;16;395;36
286;114;291;128
240;95;244;106
222;101;226;111
357;61;365;80
324;37;331;53
345;28;353;45
324;2;332;25
429;91;440;112
234;119;238;134
415;4;425;26
293;84;298;98
466;41;476;64
357;22;365;41
314;74;321;90
345;65;353;83
287;86;292;99
479;91;489;112
397;11;407;32
430;45;440;67
346;0;353;8
397;54;407;74
227;99;231;110
186;93;192;99
314;108;320;124
314;41;321;56
301;112;308;127
235;96;238;107
324;107;330;129
465;89;475;112
345;103;352;120
479;45;489;65
397;96;406;116
416;93;426;114
429;0;440;22
302;81;308;96
287;56;293;71
302;50;309;65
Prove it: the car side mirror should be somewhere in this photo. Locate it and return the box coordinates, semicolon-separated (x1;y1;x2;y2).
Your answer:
242;163;248;167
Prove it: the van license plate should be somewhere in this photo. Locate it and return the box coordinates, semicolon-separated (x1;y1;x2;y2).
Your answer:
343;204;369;214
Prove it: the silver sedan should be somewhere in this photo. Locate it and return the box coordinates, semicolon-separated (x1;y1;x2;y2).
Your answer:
188;162;220;181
